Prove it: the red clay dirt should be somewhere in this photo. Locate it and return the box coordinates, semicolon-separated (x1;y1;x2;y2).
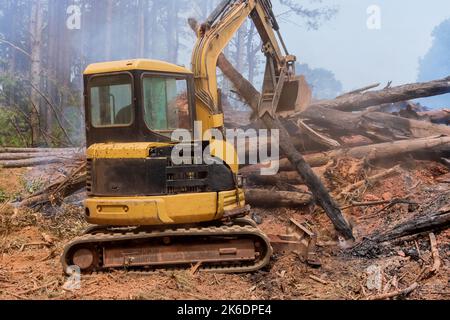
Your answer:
0;160;448;300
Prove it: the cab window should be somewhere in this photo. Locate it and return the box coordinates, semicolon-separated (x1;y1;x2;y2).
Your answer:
142;75;191;133
89;74;133;127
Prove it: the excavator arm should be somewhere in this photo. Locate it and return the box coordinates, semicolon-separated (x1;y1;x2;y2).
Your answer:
191;0;299;134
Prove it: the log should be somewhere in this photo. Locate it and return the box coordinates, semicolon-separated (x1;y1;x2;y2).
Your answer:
246;171;304;186
297;76;450;113
245;189;312;208
0;152;80;161
0;147;80;153
298;106;450;140
360;112;450;139
0;157;67;168
419;109;450;125
372;211;450;243
242;136;450;173
189;18;354;240
336;83;380;98
296;119;341;148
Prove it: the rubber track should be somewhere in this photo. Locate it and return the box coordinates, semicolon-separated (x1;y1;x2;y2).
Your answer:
62;224;273;274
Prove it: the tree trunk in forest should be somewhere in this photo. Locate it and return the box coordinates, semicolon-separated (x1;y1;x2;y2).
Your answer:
46;0;62;142
246;23;257;84
235;23;246;72
105;0;114;60
137;0;146;57
29;0;44;147
149;0;159;58
6;0;17;107
166;0;179;63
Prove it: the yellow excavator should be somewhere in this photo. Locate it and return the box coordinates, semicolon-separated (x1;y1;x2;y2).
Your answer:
62;0;303;273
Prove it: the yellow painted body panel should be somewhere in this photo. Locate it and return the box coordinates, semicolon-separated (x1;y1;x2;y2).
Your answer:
87;142;239;173
87;142;173;159
83;59;192;75
85;189;245;226
209;139;239;174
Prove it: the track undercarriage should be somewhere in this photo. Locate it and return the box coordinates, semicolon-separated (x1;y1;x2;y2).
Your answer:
62;219;273;274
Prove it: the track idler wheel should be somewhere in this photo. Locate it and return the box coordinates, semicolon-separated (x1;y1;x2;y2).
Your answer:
70;246;99;272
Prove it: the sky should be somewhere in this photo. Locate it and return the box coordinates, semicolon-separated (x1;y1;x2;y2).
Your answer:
272;0;450;92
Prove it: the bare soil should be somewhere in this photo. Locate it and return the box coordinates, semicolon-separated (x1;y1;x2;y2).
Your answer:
0;160;448;300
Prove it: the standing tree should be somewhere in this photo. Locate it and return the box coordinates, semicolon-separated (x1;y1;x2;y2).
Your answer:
29;0;45;146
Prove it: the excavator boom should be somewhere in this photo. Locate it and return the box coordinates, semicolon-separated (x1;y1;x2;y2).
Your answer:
192;0;303;134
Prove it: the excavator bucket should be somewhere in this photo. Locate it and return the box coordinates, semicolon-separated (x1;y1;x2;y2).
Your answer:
276;75;312;117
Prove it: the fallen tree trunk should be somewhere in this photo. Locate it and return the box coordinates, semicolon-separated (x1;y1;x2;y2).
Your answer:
241;136;450;173
419;109;450;125
372;210;450;243
0;147;80;153
0;152;80;161
298;106;450;140
246;171;304;186
297;76;450;113
245;189;312;208
359;111;450;140
0;157;68;168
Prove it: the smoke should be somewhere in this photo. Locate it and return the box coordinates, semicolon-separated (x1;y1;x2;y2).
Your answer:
416;18;450;109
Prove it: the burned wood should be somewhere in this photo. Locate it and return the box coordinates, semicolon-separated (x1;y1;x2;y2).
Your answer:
371;211;450;243
340;198;415;211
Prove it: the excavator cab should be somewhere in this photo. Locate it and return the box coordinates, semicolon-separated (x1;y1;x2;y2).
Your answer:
83;59;196;147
